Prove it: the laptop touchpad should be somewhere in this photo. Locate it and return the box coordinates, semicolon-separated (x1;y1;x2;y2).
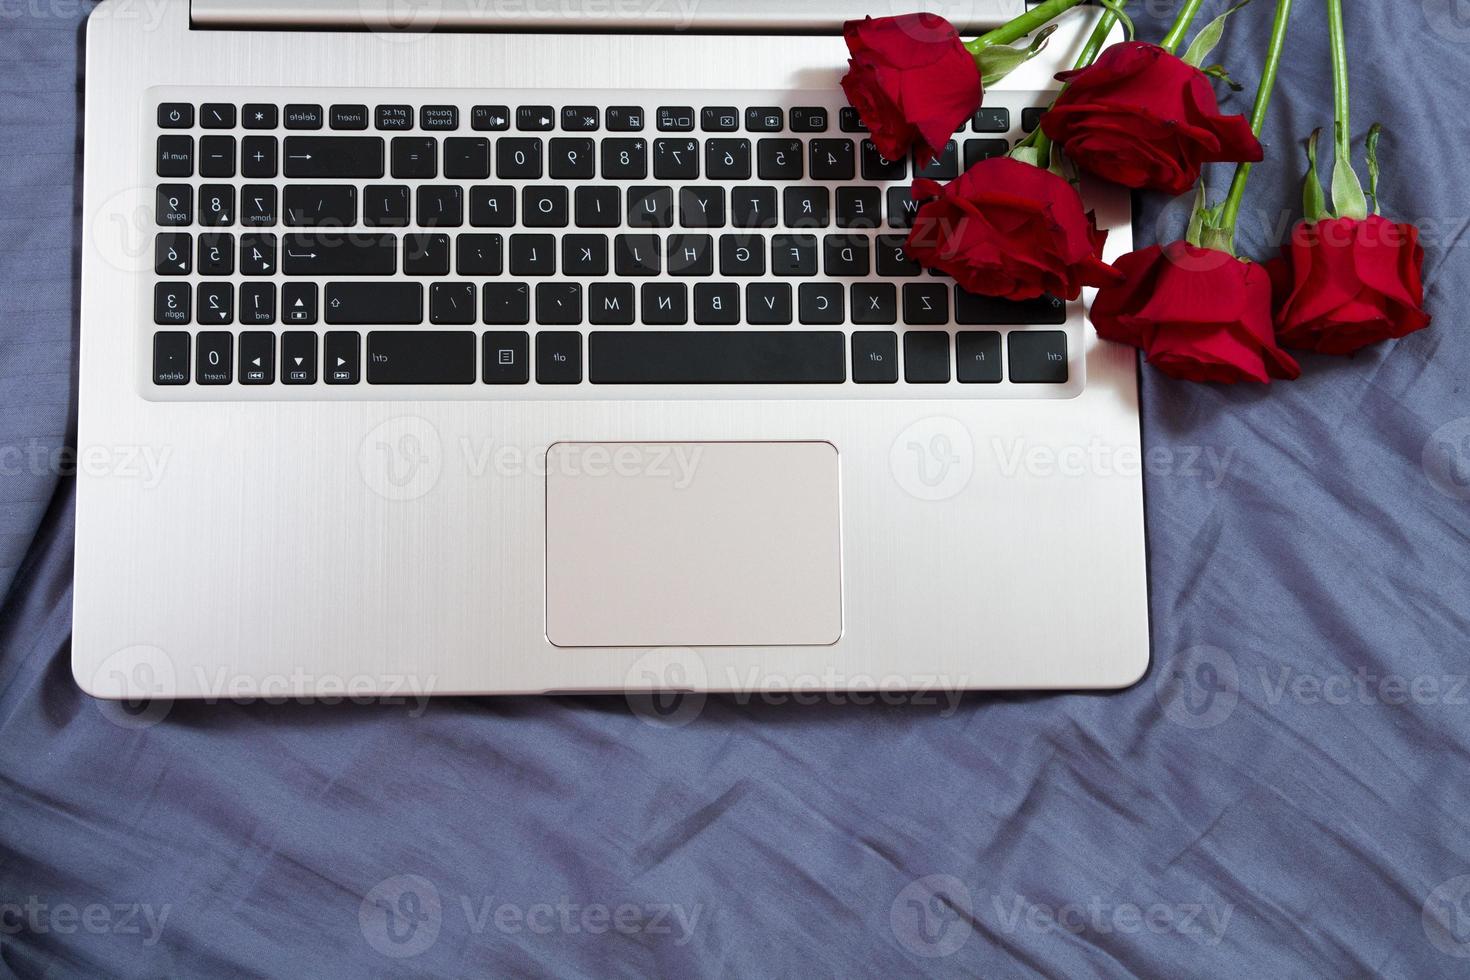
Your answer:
545;442;843;648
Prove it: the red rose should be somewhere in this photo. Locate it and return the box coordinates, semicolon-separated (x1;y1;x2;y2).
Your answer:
904;157;1121;302
1091;242;1301;383
842;14;981;167
1266;215;1431;355
1040;41;1262;196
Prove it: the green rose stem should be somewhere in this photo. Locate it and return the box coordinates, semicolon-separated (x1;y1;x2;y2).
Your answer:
1158;0;1206;54
1324;0;1368;218
1213;0;1293;250
1014;6;1121;167
964;0;1085;53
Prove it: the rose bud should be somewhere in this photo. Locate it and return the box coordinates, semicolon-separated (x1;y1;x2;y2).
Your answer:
904;156;1121;302
1040;41;1262;197
842;14;982;167
1266;215;1431;355
1091;242;1301;384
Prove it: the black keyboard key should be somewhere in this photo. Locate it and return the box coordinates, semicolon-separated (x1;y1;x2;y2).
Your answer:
914;140;960;180
1008;330;1069;383
367;331;475;384
457;234;503;276
285;105;324;130
417;185;464;226
614;234;661;276
196;331;232;385
627;186;673;228
404;233;450;276
243;103;278;129
470;186;515;226
705;138;751;180
154;283;190;325
377;105;413;130
536;331;582;384
241;136;278;178
602;138;647;180
694;283;739;325
282;330;317;383
798;283;843;324
443;137;490;179
851;283;897;325
158;103;193;128
153;331;189;384
605;106;645;131
199;185;235;226
239;332;275;383
497;138;543;178
903;282;949;324
325;331;361;384
508;234;555;276
574;186;620;227
657;106;695;132
886;187;922;229
561;106;600;131
1022;107;1047;133
678;186;725;228
239;282;275;325
771;235;817;276
757;139;802;179
809;139;855;180
197;282;233;325
517;106;555;131
790;107;828;133
483;282;530;325
364;185;410;227
745;107;784;132
839;107;867;132
964;138;1010;169
330;104;370;130
155;233;191;275
197;233;234;276
430;282;477;324
326;282;424;324
861;140;906;181
641;283;687;325
282;233;395;276
483;331;529;383
956;331;1003;383
746;283;792;324
242;185;277;226
904;331;950;383
731;187;777;228
719;234;765;276
282;282;317;324
156;185;192;226
200;103;235;129
653;138;699;179
420;105;458;130
823;235;868;276
955;289;1066;324
284;185;356;226
523;186;569;227
157;135;193;177
783;187;829;228
537;284;582;325
590;331;845;384
199;135;236;178
562;234;608;276
701;106;739;132
589;284;635;325
667;235;713;276
876;235;920;276
851;331;898;383
973;107;1009;132
836;187;882;229
471;105;509;131
231;242;267;289
283;136;385;178
391;137;437;179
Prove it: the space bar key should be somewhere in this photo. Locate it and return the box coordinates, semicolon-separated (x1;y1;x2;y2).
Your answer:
589;331;846;384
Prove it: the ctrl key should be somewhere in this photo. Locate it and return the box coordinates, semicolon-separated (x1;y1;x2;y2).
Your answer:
153;331;189;385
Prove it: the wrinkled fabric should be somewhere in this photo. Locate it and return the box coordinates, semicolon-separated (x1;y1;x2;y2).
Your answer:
4;2;1470;977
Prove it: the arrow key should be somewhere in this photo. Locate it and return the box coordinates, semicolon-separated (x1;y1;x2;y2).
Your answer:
238;332;275;384
282;331;317;385
325;331;361;384
282;282;318;324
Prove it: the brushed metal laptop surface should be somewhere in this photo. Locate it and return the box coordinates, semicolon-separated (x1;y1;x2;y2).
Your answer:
75;2;1149;697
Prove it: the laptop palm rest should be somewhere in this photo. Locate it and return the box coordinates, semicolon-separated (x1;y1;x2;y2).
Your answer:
544;442;843;648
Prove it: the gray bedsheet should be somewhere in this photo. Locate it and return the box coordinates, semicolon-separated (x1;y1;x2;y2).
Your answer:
3;2;1470;976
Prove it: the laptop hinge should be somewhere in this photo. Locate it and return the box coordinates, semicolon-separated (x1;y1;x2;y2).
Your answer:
190;0;1027;35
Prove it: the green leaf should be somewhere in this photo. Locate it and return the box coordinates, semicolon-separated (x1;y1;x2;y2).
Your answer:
1365;123;1383;215
975;24;1058;87
1009;145;1045;169
1182;0;1255;69
1200;64;1243;91
1302;128;1329;222
1330;123;1368;221
1185;182;1210;247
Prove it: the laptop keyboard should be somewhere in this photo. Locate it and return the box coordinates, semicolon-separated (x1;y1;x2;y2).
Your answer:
146;88;1082;398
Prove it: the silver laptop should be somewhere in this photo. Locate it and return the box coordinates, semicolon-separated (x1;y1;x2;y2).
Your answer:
74;0;1149;699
